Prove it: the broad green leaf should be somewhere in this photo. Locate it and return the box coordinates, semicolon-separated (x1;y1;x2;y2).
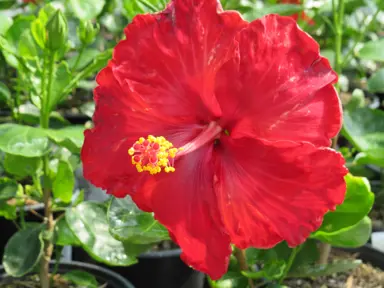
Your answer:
316;174;374;234
342;108;384;167
30;4;56;49
68;0;106;20
54;217;81;246
108;196;170;244
68;48;100;71
321;49;335;68
367;68;384;93
66;202;138;266
312;216;372;248
46;61;71;113
288;260;361;278
244;4;303;21
46;126;85;153
18;29;38;59
0;178;18;200
3;225;44;277
357;39;384;62
0;124;50;157
209;271;249;288
4;154;42;178
0;82;11;104
63;270;98;288
0;200;16;220
242;260;286;280
122;0;165;18
52;160;74;203
0;0;16;9
0;12;12;35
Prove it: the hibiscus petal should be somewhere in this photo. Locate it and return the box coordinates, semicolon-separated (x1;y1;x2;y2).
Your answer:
214;137;347;248
112;0;247;120
132;144;231;280
215;14;341;146
81;65;201;197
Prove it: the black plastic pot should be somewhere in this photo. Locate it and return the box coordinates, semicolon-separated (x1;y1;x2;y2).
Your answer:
72;248;205;288
0;261;134;287
344;244;384;270
0;203;44;260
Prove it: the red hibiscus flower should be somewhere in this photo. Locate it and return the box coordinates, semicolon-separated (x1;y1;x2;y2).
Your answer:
81;0;347;280
280;0;314;25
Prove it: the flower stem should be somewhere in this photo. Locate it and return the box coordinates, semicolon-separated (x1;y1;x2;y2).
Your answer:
234;247;254;288
71;45;85;72
278;245;301;284
39;50;56;288
319;0;345;265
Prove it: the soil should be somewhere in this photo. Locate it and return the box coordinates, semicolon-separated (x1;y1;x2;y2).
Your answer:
0;274;106;288
283;249;384;288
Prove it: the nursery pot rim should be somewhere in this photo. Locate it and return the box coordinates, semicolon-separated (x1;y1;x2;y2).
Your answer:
139;248;182;258
0;260;135;288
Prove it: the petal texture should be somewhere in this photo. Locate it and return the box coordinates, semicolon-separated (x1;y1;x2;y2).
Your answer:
133;144;231;280
214;137;348;248
215;14;341;146
113;0;247;120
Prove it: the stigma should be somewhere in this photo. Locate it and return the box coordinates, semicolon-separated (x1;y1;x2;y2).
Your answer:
128;135;182;175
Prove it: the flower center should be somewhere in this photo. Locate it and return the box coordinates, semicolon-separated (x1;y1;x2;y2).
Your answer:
128;122;222;175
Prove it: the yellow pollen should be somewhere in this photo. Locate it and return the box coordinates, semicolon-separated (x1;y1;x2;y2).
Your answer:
128;135;180;175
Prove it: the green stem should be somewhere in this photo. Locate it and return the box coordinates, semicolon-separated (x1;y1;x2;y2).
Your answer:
234;247;255;288
19;205;26;229
319;0;345;266
71;46;85;72
341;8;380;68
278;245;301;284
39;50;56;288
50;245;63;286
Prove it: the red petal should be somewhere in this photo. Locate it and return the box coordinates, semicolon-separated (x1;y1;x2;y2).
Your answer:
215;14;340;146
81;65;203;198
112;0;247;120
214;137;347;248
132;144;231;280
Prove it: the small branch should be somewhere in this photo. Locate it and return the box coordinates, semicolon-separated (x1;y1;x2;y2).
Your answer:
279;245;302;284
234;247;255;288
318;242;332;265
29;209;45;220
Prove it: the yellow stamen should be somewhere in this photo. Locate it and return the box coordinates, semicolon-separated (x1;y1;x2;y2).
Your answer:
128;135;180;175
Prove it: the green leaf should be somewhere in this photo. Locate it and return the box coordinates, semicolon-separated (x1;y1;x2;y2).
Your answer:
18;29;38;60
244;4;303;21
0;177;18;200
288;260;361;278
52;160;74;203
312;216;372;248
0;200;16;220
0;124;50;157
0;82;11;104
0;0;16;9
243;260;286;280
54;217;81;246
357;39;384;62
66;202;139;266
342;108;384;167
209;271;249;288
315;174;374;234
46;126;85;153
47;61;71;113
0;12;12;35
367;68;384;93
63;270;98;288
30;4;56;49
4;154;42;178
68;49;100;71
2;225;44;277
108;196;170;244
68;0;106;20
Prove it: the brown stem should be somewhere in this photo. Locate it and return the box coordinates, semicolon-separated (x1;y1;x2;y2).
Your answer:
40;156;54;288
319;127;340;265
234;247;255;288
